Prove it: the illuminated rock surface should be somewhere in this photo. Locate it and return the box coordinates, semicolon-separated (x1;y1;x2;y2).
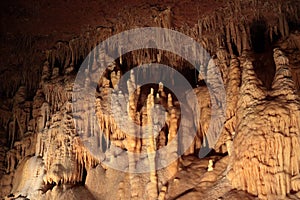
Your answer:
0;0;300;199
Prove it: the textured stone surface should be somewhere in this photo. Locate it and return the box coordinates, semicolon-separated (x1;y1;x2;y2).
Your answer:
0;1;300;200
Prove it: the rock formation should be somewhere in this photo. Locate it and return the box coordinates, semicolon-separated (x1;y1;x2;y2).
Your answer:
0;0;300;199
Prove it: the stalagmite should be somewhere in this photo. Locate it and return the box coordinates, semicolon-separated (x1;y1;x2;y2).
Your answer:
158;186;167;200
207;159;214;172
167;94;173;109
228;48;300;199
165;106;180;176
158;82;166;99
110;71;118;89
146;89;158;200
127;70;136;95
225;137;233;156
216;56;240;152
272;48;295;96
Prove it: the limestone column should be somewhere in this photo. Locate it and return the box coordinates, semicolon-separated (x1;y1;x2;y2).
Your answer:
145;88;158;200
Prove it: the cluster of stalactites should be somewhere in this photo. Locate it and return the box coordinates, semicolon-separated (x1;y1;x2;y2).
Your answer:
40;1;299;79
4;84;40;175
4;61;92;185
196;0;297;54
1;0;298;103
37;111;98;185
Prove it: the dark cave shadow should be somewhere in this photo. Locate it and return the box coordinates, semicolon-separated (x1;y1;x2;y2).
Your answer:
250;18;276;90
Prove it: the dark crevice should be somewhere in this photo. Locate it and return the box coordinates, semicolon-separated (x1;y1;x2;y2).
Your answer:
250;19;276;89
116;49;199;88
231;41;239;56
250;19;268;53
81;166;87;185
288;20;300;33
252;48;276;90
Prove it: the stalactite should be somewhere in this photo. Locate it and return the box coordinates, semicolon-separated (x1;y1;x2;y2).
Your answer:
226;23;234;55
41;61;51;81
236;25;242;55
242;24;250;51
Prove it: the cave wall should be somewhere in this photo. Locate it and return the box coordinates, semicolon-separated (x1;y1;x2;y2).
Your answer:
0;0;300;199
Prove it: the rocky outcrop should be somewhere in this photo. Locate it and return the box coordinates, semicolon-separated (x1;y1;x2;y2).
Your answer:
228;49;300;199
